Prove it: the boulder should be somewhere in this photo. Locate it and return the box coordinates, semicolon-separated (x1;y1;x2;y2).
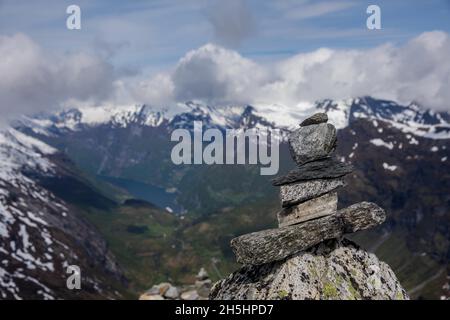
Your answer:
196;279;212;297
164;285;180;299
211;239;409;300
156;282;171;295
144;282;171;296
181;290;199;300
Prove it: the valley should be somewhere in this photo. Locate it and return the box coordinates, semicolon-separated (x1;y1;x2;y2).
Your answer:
2;96;449;299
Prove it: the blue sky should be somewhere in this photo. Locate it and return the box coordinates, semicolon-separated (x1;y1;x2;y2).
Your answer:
1;0;449;71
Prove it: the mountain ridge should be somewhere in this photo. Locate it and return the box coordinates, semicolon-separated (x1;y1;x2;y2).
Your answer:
17;96;450;140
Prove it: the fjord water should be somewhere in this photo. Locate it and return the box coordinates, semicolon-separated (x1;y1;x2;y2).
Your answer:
98;175;184;214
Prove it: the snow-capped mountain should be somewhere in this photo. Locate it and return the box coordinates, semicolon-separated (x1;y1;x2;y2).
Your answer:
17;96;450;140
0;129;125;299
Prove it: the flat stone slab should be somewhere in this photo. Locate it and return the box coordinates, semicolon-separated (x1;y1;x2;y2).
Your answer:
288;123;337;165
280;177;345;207
230;202;386;265
272;158;353;186
300;113;328;127
277;192;337;227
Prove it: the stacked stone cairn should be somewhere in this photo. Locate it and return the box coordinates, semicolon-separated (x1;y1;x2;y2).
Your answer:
230;113;386;266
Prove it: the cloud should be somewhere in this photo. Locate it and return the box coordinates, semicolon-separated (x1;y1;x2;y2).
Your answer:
134;31;450;111
0;33;115;123
263;30;450;110
273;0;356;20
2;31;450;123
206;0;255;47
115;72;175;107
171;44;267;103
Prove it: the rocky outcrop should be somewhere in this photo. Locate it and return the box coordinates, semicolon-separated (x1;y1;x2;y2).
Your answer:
210;239;409;300
139;268;212;300
210;113;408;300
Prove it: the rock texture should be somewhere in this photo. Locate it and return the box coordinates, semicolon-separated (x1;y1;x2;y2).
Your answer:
288;123;337;165
210;239;409;300
277;192;337;227
272;158;353;186
300;112;328;127
212;113;408;300
280;177;345;207
231;202;386;265
139;268;212;300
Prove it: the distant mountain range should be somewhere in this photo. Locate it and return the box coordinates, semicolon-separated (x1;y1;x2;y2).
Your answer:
18;96;450;137
1;96;449;299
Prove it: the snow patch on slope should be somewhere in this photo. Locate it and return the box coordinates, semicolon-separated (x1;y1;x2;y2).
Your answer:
0;129;59;299
370;138;394;150
383;163;398;172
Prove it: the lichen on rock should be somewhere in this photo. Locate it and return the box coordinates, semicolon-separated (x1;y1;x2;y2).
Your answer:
210;238;409;300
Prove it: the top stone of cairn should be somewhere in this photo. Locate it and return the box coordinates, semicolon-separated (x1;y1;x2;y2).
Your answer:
288;117;337;165
300;112;328;127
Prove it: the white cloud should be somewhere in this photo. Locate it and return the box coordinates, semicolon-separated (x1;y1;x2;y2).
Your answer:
0;33;115;123
171;44;267;103
131;30;450;111
2;30;450;123
115;73;175;107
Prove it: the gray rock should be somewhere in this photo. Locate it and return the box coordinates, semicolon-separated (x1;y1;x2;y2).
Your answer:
145;282;170;296
181;290;199;300
195;279;212;288
210;238;409;300
195;279;212;297
156;282;171;295
139;293;165;300
164;285;180;299
280;177;345;207
288;123;337;165
230;202;386;265
144;285;161;296
272;158;353;186
277;192;337;227
300;113;328;127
